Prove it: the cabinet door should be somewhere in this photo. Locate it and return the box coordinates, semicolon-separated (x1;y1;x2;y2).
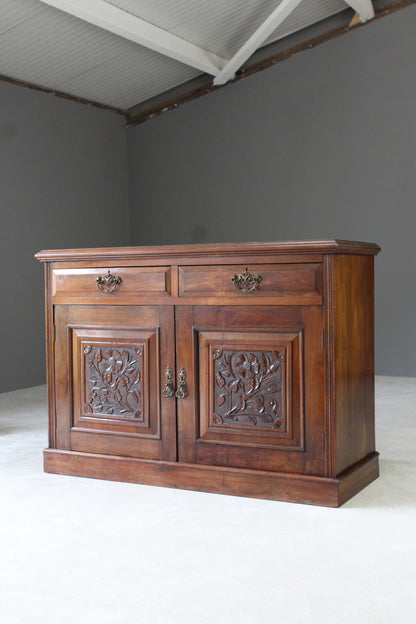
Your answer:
54;305;176;461
176;306;325;475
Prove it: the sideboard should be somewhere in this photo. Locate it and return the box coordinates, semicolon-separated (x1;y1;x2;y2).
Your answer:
35;239;380;506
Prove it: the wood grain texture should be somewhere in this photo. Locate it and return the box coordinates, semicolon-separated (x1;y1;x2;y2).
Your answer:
72;328;154;432
36;240;380;506
179;263;322;301
326;254;376;476
54;305;176;461
337;452;379;506
211;345;285;430
197;329;303;449
44;263;56;449
52;266;171;299
43;449;379;507
177;305;324;474
35;240;381;263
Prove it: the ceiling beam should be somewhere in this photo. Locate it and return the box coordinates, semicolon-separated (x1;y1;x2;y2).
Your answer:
39;0;227;75
344;0;375;21
213;0;305;86
213;0;374;86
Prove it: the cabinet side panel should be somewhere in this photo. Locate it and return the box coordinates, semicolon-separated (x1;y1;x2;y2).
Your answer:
44;263;56;449
54;305;71;450
329;255;376;475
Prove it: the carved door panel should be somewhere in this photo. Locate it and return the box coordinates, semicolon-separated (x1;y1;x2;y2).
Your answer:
176;306;325;475
54;305;176;461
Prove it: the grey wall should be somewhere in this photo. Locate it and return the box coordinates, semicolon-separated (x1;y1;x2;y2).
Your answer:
127;6;416;377
1;6;415;392
0;81;130;392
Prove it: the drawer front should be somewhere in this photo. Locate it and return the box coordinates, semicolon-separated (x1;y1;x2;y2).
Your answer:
179;263;322;300
52;266;171;299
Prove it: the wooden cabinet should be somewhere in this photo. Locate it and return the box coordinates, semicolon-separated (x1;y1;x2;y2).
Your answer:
54;305;176;461
175;305;324;475
36;240;380;507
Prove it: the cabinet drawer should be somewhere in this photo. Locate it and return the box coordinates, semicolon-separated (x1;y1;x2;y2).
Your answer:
52;266;171;300
179;263;322;301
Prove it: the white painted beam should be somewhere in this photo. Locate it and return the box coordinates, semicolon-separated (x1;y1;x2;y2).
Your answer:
213;0;305;86
39;0;227;75
344;0;375;21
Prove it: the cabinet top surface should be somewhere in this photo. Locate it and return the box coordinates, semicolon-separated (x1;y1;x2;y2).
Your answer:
35;239;380;262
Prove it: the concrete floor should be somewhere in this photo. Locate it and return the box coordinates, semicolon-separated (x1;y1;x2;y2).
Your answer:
0;377;415;624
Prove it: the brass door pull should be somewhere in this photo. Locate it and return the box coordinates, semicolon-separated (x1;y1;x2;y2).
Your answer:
96;270;122;293
175;367;188;399
231;268;262;293
162;366;175;398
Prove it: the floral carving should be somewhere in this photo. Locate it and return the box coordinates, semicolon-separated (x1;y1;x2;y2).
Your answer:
84;345;142;419
234;353;260;379
212;349;283;428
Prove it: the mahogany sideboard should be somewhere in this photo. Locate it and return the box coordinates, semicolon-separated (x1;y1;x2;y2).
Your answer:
35;239;380;507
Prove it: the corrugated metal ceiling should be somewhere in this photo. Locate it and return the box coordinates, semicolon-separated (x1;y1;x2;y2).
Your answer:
0;0;199;109
108;0;348;58
0;0;356;112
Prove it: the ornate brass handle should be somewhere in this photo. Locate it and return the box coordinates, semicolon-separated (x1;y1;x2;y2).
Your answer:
231;268;262;293
175;367;188;399
162;366;175;398
96;270;122;294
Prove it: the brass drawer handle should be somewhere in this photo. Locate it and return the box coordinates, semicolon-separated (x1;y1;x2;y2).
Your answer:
231;268;262;293
96;270;122;294
175;367;188;399
162;366;175;398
